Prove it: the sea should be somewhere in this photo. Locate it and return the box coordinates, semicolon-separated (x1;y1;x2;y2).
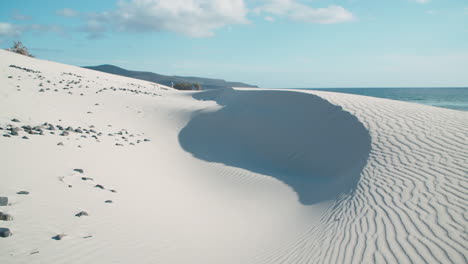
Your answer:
303;88;468;112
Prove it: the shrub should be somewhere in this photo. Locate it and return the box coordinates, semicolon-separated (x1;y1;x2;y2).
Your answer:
7;41;34;57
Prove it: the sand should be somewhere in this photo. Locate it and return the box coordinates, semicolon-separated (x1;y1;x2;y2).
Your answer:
0;50;467;263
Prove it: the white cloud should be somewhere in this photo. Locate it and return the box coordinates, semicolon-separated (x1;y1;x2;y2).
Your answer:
254;0;354;24
413;0;429;4
56;8;79;17
0;23;22;37
264;16;275;22
12;11;32;21
86;0;249;37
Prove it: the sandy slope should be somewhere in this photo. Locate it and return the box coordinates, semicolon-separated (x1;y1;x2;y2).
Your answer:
0;50;467;263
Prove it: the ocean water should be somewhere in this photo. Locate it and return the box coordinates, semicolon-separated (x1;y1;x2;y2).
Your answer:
304;88;468;111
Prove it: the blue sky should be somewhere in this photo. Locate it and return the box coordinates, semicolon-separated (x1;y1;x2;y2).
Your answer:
1;0;467;88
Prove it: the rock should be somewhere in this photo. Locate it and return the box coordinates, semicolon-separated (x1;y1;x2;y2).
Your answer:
9;130;18;136
66;126;74;131
39;89;45;92
75;128;82;133
0;228;12;238
11;118;20;122
75;211;88;217
0;212;13;221
0;197;7;206
73;169;84;174
52;234;66;240
17;191;29;195
57;142;64;146
22;136;29;139
3;134;11;138
110;190;117;193
95;184;105;189
47;124;55;130
81;177;93;181
104;200;113;203
144;139;150;142
60;131;69;136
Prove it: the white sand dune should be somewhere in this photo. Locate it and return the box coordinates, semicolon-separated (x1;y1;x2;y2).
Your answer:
0;50;467;263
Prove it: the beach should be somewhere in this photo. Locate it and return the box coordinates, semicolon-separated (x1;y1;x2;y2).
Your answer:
1;50;467;263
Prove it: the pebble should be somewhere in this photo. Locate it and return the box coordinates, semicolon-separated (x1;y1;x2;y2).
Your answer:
0;212;13;221
52;234;66;240
105;200;113;203
17;191;29;195
75;211;89;217
74;169;84;174
95;184;105;189
0;227;12;238
0;197;8;206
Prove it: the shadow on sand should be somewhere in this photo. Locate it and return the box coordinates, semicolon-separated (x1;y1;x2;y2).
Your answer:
179;89;371;205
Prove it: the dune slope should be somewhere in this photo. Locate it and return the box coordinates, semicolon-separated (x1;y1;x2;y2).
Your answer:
0;50;467;263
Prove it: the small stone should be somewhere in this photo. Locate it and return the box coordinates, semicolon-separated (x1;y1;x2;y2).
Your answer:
110;190;117;193
22;136;29;139
0;197;8;206
74;169;84;174
0;227;12;237
57;142;64;146
66;126;74;131
75;211;88;217
10;131;18;136
144;139;150;142
104;200;113;203
75;128;82;133
52;234;66;240
95;184;105;189
39;89;45;92
17;191;29;195
60;131;69;136
3;134;11;137
0;212;13;221
11;118;20;122
81;177;93;181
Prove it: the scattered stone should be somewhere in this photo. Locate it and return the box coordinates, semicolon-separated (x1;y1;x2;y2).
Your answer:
0;228;12;237
65;126;74;131
109;190;117;193
75;211;88;217
83;235;93;239
60;131;69;136
39;89;45;92
73;169;84;174
3;134;11;138
144;139;150;142
22;136;29;139
104;200;113;203
11;118;20;122
0;212;13;221
10;131;18;136
57;142;64;146
81;177;93;181
29;251;40;255
75;128;82;133
0;197;8;206
17;191;29;195
52;234;66;240
95;184;105;189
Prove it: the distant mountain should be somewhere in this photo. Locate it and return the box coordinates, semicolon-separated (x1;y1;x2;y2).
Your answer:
83;64;258;90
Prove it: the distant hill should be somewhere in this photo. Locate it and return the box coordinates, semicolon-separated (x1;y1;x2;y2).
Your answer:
83;64;258;90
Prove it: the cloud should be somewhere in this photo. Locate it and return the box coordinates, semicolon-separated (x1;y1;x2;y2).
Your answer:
254;0;354;24
81;0;249;37
12;11;32;21
264;16;275;22
0;22;63;38
56;8;79;17
0;23;22;37
413;0;429;4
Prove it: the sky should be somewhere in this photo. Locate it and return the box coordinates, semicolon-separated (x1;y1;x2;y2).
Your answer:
1;0;467;88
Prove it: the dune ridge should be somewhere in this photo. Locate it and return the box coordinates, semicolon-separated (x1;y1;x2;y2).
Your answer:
0;50;467;263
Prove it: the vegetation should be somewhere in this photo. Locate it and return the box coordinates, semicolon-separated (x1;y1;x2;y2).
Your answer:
7;41;34;57
173;82;202;91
